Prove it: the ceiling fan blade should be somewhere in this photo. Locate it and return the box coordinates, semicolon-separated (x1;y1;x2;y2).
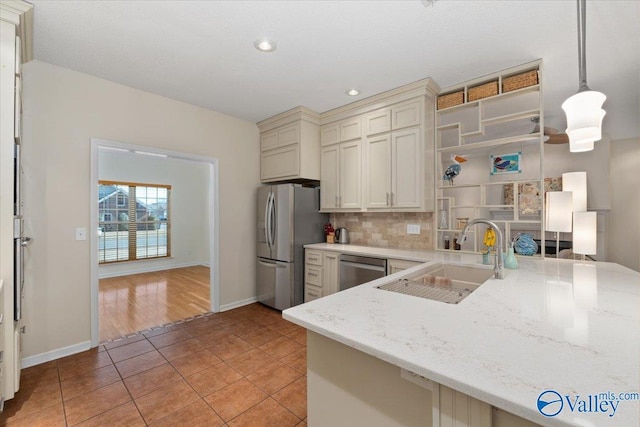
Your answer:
545;133;569;144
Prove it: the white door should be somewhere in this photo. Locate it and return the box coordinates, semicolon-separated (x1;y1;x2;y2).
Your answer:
320;145;339;210
1;12;30;401
339;140;362;209
365;134;391;209
392;128;422;209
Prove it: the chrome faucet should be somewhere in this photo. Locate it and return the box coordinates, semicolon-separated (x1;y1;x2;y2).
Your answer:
458;218;505;279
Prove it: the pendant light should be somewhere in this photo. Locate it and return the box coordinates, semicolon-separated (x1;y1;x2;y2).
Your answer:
562;0;606;153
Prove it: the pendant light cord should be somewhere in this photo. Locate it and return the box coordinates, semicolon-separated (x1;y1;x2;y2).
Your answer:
577;0;590;92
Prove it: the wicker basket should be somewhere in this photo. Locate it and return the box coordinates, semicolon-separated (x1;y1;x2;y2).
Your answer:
468;80;498;101
437;90;464;110
502;70;539;93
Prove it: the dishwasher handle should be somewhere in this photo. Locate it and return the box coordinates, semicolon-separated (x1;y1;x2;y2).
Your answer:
339;260;387;272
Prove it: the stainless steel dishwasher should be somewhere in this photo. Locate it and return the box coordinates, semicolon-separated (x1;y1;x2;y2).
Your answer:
339;254;387;291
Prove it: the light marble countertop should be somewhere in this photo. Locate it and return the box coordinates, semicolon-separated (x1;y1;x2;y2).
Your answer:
284;244;640;427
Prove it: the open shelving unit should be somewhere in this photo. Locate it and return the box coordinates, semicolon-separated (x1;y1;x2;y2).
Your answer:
434;60;546;256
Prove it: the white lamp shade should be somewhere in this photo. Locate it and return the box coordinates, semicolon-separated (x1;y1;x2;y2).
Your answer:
573;211;597;255
562;171;587;212
569;138;594;153
562;90;606;152
545;191;573;232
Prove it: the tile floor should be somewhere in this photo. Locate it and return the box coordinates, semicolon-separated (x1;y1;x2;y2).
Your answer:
1;303;307;427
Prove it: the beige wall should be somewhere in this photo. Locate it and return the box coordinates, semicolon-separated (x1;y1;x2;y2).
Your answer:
21;60;260;357
608;138;640;272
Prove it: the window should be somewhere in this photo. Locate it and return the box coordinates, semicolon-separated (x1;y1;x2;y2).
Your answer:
98;181;171;264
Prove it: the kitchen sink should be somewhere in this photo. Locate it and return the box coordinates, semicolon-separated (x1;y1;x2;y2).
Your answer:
376;262;494;304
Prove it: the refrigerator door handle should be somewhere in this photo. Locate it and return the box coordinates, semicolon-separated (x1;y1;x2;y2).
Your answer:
258;260;286;268
265;192;273;250
272;191;277;248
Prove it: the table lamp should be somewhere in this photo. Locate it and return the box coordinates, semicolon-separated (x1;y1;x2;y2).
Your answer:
545;191;573;256
573;211;597;261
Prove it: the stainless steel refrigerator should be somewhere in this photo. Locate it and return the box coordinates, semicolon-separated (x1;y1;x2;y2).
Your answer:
257;184;327;310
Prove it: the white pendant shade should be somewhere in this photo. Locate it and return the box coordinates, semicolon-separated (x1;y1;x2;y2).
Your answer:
562;172;587;212
573;211;597;255
545;191;573;232
562;90;606;153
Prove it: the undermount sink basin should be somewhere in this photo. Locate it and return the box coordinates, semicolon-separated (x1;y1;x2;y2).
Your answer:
419;262;495;287
376;262;494;304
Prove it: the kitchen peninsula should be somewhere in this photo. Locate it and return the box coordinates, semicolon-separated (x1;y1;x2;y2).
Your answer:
283;246;640;427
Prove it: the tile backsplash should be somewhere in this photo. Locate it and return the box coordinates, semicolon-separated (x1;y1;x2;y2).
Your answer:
330;212;433;250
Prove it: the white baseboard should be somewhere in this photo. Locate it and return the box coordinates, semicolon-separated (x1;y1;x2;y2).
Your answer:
98;261;207;279
219;296;259;312
22;340;92;369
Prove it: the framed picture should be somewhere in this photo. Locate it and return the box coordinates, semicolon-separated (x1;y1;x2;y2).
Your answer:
490;152;521;175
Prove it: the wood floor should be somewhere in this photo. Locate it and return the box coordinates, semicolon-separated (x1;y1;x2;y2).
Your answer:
99;266;210;341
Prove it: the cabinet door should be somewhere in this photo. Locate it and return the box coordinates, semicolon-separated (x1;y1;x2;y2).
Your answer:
387;259;422;274
261;130;278;151
323;252;339;296
321;123;339;146
305;265;323;287
261;145;300;181
365;134;391;209
277;122;300;147
365;108;391;136
339;140;362;209
339;117;361;142
320;145;339;210
392;99;422;130
392;128;422;208
304;284;322;302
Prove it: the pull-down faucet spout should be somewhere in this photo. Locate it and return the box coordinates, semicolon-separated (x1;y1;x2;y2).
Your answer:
459;219;505;279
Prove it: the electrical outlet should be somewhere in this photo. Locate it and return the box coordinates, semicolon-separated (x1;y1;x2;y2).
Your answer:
407;224;420;235
75;227;87;241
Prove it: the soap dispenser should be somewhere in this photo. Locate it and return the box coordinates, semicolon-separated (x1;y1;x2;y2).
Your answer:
505;241;518;270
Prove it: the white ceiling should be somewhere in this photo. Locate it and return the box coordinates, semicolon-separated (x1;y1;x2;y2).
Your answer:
30;0;640;139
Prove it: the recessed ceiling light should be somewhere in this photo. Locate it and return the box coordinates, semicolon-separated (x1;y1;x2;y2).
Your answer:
346;89;360;96
254;39;277;52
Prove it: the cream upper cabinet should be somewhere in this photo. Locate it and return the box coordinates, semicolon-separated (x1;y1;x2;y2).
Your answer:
391;99;422;130
260;130;278;151
366;127;422;210
258;107;320;183
319;78;438;213
365;108;392;136
320;145;339;210
321;116;361;146
339;140;362;209
320;140;362;211
365;99;421;136
365;134;392;209
391;127;422;209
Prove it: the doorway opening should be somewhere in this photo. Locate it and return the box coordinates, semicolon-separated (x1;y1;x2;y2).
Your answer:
90;138;220;346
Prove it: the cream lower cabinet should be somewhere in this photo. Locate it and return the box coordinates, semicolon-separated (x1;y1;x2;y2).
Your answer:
304;250;323;302
366;127;422;210
304;250;339;302
323;252;339;295
320;140;362;211
387;258;423;274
